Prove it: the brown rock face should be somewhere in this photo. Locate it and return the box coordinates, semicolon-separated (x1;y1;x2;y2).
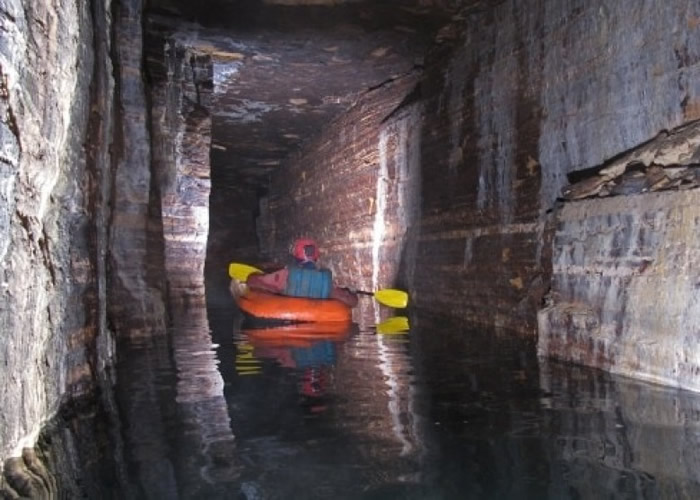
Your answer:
148;44;213;302
256;73;422;301
0;0;105;469
540;184;700;391
109;0;170;337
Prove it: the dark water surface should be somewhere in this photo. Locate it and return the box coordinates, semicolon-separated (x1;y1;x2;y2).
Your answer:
98;298;700;499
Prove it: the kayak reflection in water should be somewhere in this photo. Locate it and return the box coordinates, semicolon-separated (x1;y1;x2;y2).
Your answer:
245;324;351;414
293;339;338;413
254;339;336;413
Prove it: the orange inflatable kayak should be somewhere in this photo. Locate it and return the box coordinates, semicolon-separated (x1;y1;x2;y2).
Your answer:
231;279;352;323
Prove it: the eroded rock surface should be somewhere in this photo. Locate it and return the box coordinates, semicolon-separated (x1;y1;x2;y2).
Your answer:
0;0;103;472
539;188;700;391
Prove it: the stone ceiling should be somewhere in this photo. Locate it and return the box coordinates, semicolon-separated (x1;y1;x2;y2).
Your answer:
146;0;465;186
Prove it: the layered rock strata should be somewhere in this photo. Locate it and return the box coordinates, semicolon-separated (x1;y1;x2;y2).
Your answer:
0;0;200;488
411;0;700;333
148;39;213;303
0;0;108;478
539;123;700;390
255;71;423;321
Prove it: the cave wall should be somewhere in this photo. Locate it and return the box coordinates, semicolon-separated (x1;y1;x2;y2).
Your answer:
256;72;422;316
256;0;700;389
109;0;170;335
0;0;106;473
0;0;194;486
418;0;700;384
413;0;700;334
147;38;213;303
539;188;700;391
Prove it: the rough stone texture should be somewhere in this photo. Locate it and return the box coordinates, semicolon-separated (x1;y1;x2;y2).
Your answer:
144;1;462;298
0;0;105;471
408;0;700;333
1;0;699;488
146;0;456;185
147;39;213;300
0;0;186;483
256;72;422;320
561;121;700;201
108;0;169;336
250;0;700;339
538;188;700;391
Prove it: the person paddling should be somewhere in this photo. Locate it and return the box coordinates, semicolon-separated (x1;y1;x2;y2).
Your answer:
246;238;358;308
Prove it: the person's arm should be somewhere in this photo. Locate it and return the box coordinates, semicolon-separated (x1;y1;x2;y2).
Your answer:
247;268;289;295
330;286;359;308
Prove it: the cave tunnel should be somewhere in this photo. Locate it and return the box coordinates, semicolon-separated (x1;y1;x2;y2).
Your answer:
2;0;700;497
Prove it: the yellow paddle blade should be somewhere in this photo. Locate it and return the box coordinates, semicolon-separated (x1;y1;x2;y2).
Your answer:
228;262;263;282
376;316;410;334
374;288;409;309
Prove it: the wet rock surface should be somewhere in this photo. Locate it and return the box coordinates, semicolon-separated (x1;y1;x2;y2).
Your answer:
148;40;213;298
2;0;700;487
1;298;238;499
540;187;700;391
409;0;700;333
146;0;458;186
0;0;108;469
255;71;423;309
562;121;700;200
541;119;700;392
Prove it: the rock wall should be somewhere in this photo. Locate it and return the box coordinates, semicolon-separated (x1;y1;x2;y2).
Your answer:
257;72;422;320
254;0;700;388
411;0;700;333
0;0;105;474
538;120;700;390
0;0;187;486
147;37;213;302
108;0;170;335
539;188;700;391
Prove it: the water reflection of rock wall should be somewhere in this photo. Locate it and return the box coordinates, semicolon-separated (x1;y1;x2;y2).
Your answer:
170;305;241;495
333;327;428;490
539;189;700;393
411;314;700;498
114;303;239;498
539;360;700;498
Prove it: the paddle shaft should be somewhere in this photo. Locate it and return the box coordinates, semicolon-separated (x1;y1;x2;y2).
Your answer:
351;289;408;308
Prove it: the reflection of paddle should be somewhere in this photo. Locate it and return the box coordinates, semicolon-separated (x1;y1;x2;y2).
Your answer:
228;262;409;309
376;316;410;334
234;341;262;376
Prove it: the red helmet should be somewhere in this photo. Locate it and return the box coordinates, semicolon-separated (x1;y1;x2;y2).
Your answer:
291;238;320;262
